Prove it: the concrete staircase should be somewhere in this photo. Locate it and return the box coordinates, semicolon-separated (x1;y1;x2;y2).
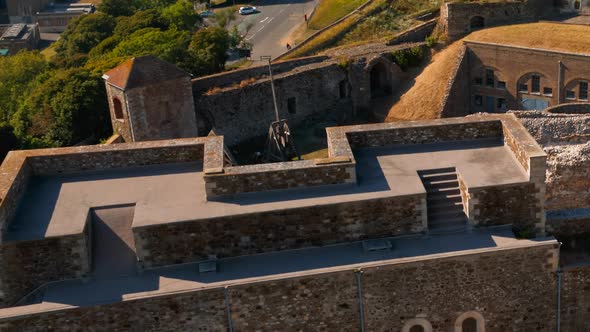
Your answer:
418;167;468;234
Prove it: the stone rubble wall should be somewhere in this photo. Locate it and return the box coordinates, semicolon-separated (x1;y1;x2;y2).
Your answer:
133;194;425;268
0;232;89;307
0;242;558;331
560;266;590;332
195;63;351;146
513;111;590;213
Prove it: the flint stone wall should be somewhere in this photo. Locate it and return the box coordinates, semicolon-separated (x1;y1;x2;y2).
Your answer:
561;266;590;332
0;232;89;307
0;242;558;331
194;63;351;146
133;194;424;268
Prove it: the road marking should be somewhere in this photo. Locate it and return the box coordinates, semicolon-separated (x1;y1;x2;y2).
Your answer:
267;17;274;24
257;26;265;32
260;17;269;23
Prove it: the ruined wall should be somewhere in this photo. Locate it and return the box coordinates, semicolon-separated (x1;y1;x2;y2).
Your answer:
0;156;32;243
126;77;197;141
561;266;590;332
441;2;535;41
514;111;590;212
0;288;227;331
194;63;351;146
0;232;89;307
134;194;424;268
0;242;558;331
387;18;437;46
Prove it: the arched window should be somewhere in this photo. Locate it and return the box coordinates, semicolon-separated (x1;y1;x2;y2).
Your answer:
410;325;425;332
455;311;485;332
113;97;124;120
402;318;433;332
470;16;485;30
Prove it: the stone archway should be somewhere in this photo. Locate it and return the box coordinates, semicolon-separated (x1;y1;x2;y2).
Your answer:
470;16;485;31
369;61;393;99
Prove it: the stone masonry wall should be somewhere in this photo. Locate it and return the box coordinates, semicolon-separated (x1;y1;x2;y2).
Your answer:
440;45;471;118
126;77;198;141
560;266;590;332
469;182;541;230
104;84;133;142
0;232;89;307
134;194;424;268
25;140;205;175
194;63;350;146
0;242;558;331
345;120;503;148
441;2;534;41
0;155;32;243
0;288;227;332
230;272;359;331
192;55;329;93
204;158;355;197
363;244;558;331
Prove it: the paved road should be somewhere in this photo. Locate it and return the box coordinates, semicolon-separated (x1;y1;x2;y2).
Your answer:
233;0;319;60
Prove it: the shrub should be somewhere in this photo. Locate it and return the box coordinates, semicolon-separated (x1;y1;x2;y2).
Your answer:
391;46;425;71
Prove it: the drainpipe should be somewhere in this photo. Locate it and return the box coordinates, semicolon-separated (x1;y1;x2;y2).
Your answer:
224;286;234;332
557;269;562;332
355;269;366;332
557;60;563;105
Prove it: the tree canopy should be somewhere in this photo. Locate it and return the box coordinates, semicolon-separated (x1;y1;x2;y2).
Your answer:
0;0;235;162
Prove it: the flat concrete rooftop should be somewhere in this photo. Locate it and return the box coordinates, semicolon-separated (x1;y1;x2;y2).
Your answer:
6;139;528;241
0;227;557;319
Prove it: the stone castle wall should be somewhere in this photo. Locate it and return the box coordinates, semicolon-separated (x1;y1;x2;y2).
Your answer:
440;45;471;118
561;266;590;332
0;241;559;331
441;2;535;41
194;63;351;146
0;232;89;306
134;194;425;268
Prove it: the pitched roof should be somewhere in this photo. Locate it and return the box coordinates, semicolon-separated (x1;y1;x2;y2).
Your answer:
102;55;190;90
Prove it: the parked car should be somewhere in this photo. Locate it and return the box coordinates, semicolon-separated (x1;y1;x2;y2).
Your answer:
239;6;257;15
199;10;214;18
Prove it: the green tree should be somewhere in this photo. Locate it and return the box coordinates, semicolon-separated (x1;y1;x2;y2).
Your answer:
98;0;136;17
161;0;201;31
0;123;19;161
55;13;117;59
187;27;230;76
114;9;167;37
0;51;49;123
13;68;111;147
109;28;192;65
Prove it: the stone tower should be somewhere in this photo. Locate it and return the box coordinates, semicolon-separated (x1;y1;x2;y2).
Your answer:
102;55;198;142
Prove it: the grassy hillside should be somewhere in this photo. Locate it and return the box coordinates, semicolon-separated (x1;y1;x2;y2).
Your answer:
308;0;366;30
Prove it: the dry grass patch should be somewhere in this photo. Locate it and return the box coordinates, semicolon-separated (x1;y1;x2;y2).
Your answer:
386;41;464;121
465;22;590;55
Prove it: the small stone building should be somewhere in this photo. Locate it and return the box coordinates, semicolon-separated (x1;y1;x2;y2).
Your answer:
102;55;198;142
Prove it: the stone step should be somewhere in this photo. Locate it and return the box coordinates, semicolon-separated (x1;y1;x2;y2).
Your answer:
428;200;463;210
428;208;465;219
427;193;463;203
424;179;459;190
429;215;467;226
429;223;467;235
419;171;457;182
426;187;461;195
417;167;456;176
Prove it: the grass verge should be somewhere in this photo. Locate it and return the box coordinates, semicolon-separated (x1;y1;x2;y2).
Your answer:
308;0;365;30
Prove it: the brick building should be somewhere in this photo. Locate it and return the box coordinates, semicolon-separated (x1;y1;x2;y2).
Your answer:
0;22;39;55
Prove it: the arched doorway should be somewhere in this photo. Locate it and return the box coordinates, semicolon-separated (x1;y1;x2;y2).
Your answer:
470;16;485;31
370;62;391;99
